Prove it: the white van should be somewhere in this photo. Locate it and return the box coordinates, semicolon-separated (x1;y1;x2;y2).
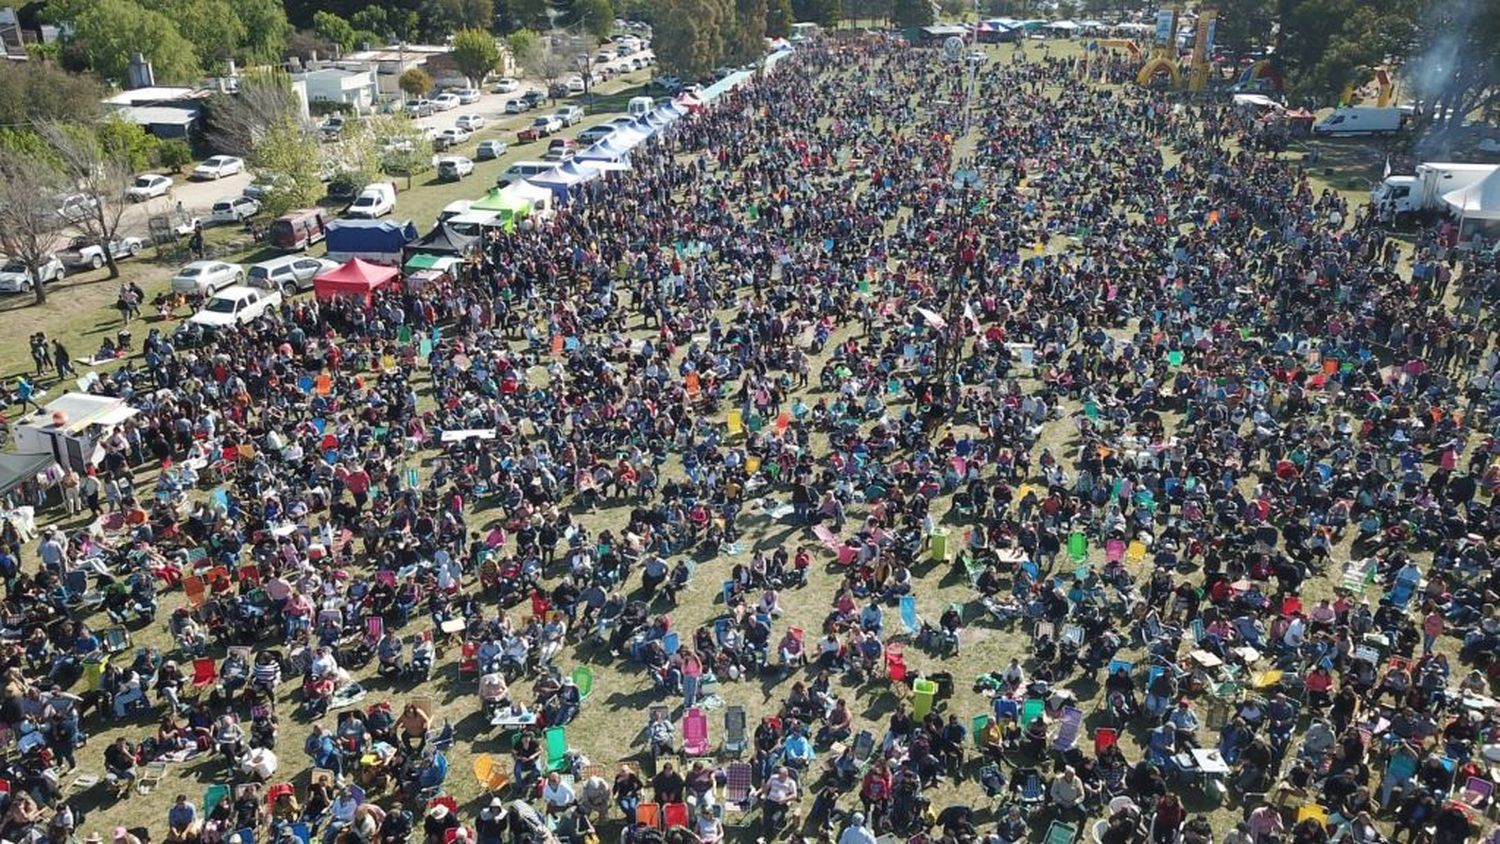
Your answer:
497;161;554;188
1313;106;1407;136
627;96;654;118
347;182;397;218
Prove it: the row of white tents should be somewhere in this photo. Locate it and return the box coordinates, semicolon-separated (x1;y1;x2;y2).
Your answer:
1445;169;1500;224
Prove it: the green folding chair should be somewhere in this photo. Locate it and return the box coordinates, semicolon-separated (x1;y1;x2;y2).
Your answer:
1020;698;1045;728
544;726;568;772
203;783;230;818
970;714;991;748
570;666;594;703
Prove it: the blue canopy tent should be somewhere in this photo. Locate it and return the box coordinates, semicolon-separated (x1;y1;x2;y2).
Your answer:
526;161;602;199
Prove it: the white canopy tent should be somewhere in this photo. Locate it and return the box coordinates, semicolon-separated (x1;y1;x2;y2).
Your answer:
1444;169;1500;221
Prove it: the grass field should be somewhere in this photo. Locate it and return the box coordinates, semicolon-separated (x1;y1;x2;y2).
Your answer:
8;38;1470;844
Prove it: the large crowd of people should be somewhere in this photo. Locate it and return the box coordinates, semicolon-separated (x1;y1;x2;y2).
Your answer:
2;31;1500;844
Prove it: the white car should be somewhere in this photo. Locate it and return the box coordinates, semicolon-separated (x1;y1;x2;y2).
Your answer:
491;77;519;93
243;172;292;201
436;156;475;181
211;196;261;224
0;255;64;293
54;193;99;224
455;88;482;104
192;156;246;180
188;285;282;329
456;114;486;131
556;106;585;126
475;140;509;160
126;174;173;202
435;126;472;148
565;75;586;94
171;260;244;296
432;93;460;111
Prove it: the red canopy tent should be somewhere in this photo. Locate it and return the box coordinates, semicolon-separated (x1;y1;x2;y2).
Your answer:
313;258;400;304
674;92;704;113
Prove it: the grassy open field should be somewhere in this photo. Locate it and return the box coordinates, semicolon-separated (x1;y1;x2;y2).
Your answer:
5;37;1475;844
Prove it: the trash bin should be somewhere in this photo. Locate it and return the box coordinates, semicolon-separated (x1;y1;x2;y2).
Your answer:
929;528;950;562
913;678;937;718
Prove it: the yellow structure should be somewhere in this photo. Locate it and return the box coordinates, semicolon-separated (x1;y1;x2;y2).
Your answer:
1188;10;1216;92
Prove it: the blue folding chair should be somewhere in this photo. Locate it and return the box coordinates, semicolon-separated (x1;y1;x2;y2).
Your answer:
994;698;1019;721
899;595;920;635
290;825;311;844
1106;658;1133;679
662;631;681;655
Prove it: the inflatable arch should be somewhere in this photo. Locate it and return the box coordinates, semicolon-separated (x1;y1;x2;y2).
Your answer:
1136;56;1179;87
1236;60;1283;92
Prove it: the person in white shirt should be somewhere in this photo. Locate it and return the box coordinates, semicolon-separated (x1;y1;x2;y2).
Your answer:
542;772;575;815
760;767;798;834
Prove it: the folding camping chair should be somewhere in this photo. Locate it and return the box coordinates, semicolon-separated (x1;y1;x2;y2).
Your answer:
681;708;710;759
571;666;594;703
1043;821;1077;844
1051;706;1083;755
899;595;920;635
544;726;568;773
722;705;747;756
189;657;218;695
663;803;690;829
473;754;510;793
635;803;661;829
722;762;754;823
1020;698;1045;728
137;761;166;794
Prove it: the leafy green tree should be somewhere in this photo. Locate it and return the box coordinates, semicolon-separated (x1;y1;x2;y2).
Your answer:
0;61;103;128
765;0;793;37
791;0;840;27
442;0;496;30
1278;0;1416;102
1213;0;1276;64
229;0;290;63
314;10;358;52
728;0;768;63
350;7;392;37
158;139;194;172
368;115;433;189
96;118;161;173
497;0;550;31
250;116;324;218
399;67;434;97
571;0;616;40
506;29;543;67
891;0;932;27
65;0;201;83
653;0;729;79
451;28;502;84
142;0;246;69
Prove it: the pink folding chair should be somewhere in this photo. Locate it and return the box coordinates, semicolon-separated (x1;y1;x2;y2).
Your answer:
1105;539;1126;563
682;708;710;758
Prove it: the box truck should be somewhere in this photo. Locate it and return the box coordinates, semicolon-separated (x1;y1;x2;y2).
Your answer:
1371;162;1500;223
1312;106;1407;136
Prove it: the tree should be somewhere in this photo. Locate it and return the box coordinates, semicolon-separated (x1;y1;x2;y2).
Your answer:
506;29;543;67
559;0;614;39
765;0;793;37
891;0;933;27
1406;0;1500;130
442;0;496;30
652;0;729;79
250;116;324;218
1277;0;1416;102
158;139;194;172
791;0;840;27
498;0;549;31
399;67;434;98
38;121;137;280
96;118;160;173
728;0;768;64
203;72;303;158
369;115;433;189
141;0;247;70
62;0;201;84
229;0;290;64
517;31;592;99
313;10;358;52
0;151;69;304
0;61;103;129
451;28;502;85
1212;0;1276;64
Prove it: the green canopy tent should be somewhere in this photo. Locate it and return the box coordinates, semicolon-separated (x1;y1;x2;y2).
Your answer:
471;188;532;233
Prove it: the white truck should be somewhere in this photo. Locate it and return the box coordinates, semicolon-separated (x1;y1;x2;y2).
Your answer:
1371;162;1500;224
1313;106;1407;136
187;285;283;330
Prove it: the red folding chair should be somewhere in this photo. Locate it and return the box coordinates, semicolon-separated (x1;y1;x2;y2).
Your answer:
1094;727;1118;755
190;658;218;691
663;803;690;829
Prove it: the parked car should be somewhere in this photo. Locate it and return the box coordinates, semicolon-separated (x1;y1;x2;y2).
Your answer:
455;88;482;104
476;140;509;160
247;255;338;293
171;260;244;295
504;98;532;114
578;124;618;145
437;156;475;181
543;138;577;162
434;126;472;149
268;209;329;251
191;155;245;180
518;116;563;142
346;182;397;218
187;285;282;329
492;77;519;93
59;235;144;270
556;106;585;126
456;114;486;131
211;196;261;224
54;193;100;224
565;75;586;94
497;161;554;187
243;172;292;201
432;93;460;111
405;99;435;116
0;255;64;293
653;76;683;92
126;174;173;202
320;115;346;140
522;90;547;107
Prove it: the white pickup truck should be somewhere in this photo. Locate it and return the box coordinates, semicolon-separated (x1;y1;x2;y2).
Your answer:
187;285;283;330
58;236;146;270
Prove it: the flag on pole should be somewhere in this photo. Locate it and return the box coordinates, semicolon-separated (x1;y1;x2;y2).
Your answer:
1383;156;1392;180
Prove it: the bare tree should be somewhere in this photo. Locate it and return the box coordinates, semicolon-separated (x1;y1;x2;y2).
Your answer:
204;74;305;158
38;121;135;280
0;150;70;305
519;29;596;101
